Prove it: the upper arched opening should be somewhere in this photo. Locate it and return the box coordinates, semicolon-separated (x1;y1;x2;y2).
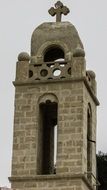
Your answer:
44;46;65;62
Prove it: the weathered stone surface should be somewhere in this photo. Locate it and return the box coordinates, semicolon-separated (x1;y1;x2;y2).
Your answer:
10;2;99;190
18;52;30;62
48;1;70;22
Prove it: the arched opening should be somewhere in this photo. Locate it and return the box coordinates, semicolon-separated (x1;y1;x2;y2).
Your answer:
87;104;92;182
44;46;65;62
37;100;58;175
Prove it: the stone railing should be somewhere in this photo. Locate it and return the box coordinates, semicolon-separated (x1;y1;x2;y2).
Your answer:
29;61;72;81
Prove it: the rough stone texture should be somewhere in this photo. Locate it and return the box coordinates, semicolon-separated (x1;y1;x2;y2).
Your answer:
18;52;30;62
10;20;99;190
31;22;83;61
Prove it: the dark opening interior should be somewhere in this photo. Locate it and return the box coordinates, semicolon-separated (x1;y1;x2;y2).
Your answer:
44;46;64;62
38;101;57;175
87;107;92;182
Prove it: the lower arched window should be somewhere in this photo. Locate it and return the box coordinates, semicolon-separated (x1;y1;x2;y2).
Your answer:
87;104;92;182
37;94;58;175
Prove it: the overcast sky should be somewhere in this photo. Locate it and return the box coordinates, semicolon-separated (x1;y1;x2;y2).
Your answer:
0;0;107;187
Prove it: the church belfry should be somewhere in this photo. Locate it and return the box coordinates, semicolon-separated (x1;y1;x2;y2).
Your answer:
9;2;99;190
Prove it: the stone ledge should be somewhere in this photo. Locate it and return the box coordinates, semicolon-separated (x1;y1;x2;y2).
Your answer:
9;173;94;190
13;77;99;106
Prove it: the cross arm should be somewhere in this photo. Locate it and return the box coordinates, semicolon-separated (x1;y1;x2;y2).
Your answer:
48;7;56;16
62;6;70;15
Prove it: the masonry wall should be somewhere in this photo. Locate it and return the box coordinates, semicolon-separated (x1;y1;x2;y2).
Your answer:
11;81;85;178
11;76;97;190
83;85;97;184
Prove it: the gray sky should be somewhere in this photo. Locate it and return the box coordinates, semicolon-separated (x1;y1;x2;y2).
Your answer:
0;0;107;187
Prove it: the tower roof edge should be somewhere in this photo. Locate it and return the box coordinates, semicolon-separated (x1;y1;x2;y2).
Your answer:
31;21;84;56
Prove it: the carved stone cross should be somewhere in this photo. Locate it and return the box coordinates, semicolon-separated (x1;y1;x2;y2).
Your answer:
48;1;70;22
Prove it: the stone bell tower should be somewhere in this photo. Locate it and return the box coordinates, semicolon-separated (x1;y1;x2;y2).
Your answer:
9;1;99;190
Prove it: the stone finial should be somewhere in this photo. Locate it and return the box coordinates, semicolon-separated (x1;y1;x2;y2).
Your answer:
87;70;96;79
18;52;30;62
48;1;70;22
73;47;85;57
